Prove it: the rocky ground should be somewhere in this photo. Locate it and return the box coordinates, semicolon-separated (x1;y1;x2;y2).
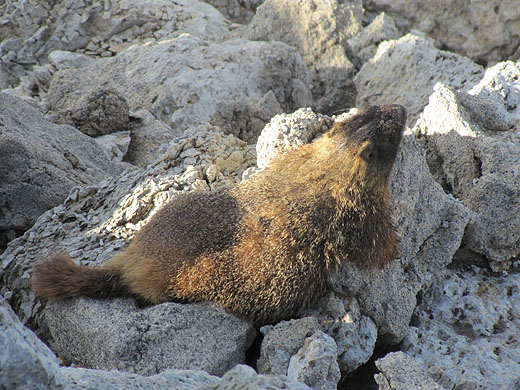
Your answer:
1;1;519;389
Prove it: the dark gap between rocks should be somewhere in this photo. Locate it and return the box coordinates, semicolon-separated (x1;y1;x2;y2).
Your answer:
338;342;400;390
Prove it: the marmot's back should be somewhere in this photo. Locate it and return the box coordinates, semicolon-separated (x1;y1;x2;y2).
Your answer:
32;105;407;326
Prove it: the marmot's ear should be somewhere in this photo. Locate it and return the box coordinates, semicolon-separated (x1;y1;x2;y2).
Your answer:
358;141;376;161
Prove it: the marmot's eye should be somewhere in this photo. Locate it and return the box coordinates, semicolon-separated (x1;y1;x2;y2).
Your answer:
359;141;376;161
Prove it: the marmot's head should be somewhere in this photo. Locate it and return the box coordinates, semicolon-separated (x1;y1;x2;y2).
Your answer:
327;104;407;192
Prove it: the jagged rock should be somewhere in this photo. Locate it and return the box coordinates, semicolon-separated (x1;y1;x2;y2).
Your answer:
46;87;131;137
258;317;321;376
62;367;220;390
374;352;446;390
287;331;341;390
347;12;400;62
401;269;520;390
364;0;520;64
354;32;484;123
414;81;520;271
238;0;363;114
205;0;263;23
45;298;255;376
468;61;520;124
43;33;311;154
0;92;123;252
0;124;255;333
256;108;333;169
0;296;66;390
95;131;132;163
304;293;377;373
215;364;311;390
48;50;95;71
0;0;230;86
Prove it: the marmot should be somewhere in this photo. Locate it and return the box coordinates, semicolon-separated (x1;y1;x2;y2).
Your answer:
32;104;406;326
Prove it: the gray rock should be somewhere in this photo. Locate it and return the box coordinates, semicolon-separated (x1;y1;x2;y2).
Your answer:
215;364;311;390
43;34;311;150
374;352;446;390
238;0;363;114
0;296;66;390
0;0;230;85
468;60;520;127
364;0;520;64
94;131;132;163
401;269;520;390
414;82;520;271
0;124;255;334
304;293;377;373
46;87;131;137
205;0;263;23
0;92;122;252
354;32;484;123
45;298;255;376
65;364;310;390
347;12;400;62
62;367;220;390
258;317;321;376
256;108;333;169
287;331;341;390
48;50;95;71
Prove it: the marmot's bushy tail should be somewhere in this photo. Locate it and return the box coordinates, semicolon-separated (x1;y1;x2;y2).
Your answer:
32;253;128;301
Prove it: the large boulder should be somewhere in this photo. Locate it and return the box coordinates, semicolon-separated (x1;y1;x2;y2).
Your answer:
238;0;363;114
45;298;255;376
364;0;520;64
0;92;122;252
0;0;230;86
0;297;66;390
42;34;311;162
414;77;520;271
354;33;484;123
401;269;520;390
374;352;446;390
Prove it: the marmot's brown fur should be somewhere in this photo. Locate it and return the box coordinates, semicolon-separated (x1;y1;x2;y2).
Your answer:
32;105;406;326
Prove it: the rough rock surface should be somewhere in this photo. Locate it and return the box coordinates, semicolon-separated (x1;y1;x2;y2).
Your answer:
347;12;400;62
374;352;446;390
414;81;520;271
401;268;520;390
0;297;66;390
205;0;263;23
304;293;378;373
45;298;255;376
0;0;230;86
0;124;255;332
364;0;520;64
256;108;333;169
43;34;311;147
0;92;122;252
239;0;363;114
287;330;340;390
258;317;321;376
62;367;220;390
354;32;484;123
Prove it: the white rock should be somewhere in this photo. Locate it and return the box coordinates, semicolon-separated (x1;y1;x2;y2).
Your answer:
287;331;341;390
401;269;520;390
354;32;484;123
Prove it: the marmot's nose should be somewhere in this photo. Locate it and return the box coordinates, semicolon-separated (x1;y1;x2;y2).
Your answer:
384;104;407;125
